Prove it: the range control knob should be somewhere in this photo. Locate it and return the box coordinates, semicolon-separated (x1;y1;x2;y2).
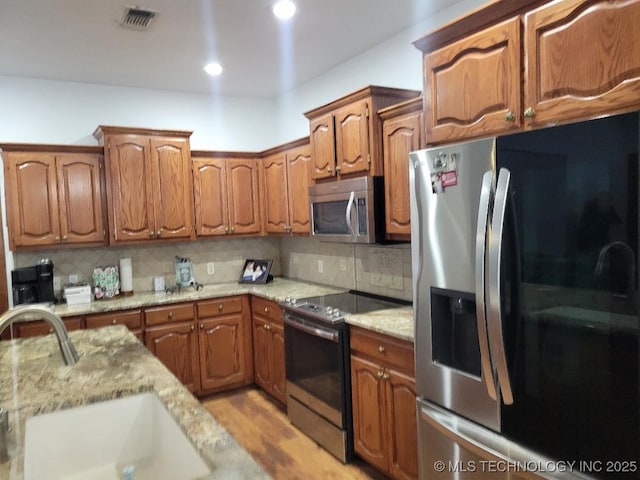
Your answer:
332;308;342;318
325;306;333;315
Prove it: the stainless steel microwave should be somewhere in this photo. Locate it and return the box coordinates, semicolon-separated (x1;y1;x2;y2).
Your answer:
308;176;385;243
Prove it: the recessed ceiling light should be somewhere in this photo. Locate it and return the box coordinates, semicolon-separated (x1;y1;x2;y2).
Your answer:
204;62;223;76
272;0;296;20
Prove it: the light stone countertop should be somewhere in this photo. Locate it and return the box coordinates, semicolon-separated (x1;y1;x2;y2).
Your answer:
345;306;414;342
54;277;347;317
0;326;268;480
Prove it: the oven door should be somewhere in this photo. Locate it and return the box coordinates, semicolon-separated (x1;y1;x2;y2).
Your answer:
283;313;347;428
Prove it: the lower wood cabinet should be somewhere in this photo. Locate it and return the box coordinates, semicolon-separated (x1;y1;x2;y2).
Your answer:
86;309;144;342
6;315;83;339
144;297;253;396
144;303;200;393
251;297;286;404
196;296;253;393
350;326;418;480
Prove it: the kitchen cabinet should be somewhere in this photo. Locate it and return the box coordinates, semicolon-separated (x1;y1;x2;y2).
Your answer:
192;154;262;236
7;316;83;339
196;296;253;393
350;326;417;480
86;308;144;341
261;138;312;234
304;86;420;180
144;303;200;393
93;126;195;244
379;97;424;241
415;0;640;144
251;296;286;404
2;146;107;249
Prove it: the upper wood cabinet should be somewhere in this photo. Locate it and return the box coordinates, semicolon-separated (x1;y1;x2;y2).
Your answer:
192;154;262;236
2;146;107;249
261;138;312;235
379;97;424;241
415;0;640;144
93;126;195;244
304;86;420;180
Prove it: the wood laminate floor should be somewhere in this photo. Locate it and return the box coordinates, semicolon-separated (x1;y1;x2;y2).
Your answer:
202;387;388;480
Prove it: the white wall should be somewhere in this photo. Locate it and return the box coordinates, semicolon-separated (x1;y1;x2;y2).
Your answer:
0;76;277;151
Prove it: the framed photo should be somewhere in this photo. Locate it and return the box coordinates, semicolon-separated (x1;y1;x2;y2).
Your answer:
238;259;273;284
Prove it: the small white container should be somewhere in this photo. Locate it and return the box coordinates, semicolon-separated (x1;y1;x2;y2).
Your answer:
119;258;133;295
152;276;165;292
64;284;92;305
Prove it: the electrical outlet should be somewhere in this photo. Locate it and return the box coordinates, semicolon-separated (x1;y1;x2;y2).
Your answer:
317;259;324;273
292;253;299;265
339;259;347;272
207;262;215;275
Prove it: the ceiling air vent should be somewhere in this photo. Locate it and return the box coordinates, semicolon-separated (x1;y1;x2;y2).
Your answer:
120;6;156;30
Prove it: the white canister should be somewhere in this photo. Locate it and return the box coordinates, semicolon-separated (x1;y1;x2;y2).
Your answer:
152;276;165;292
119;258;133;295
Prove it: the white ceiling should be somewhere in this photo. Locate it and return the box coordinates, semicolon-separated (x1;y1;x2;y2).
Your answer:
0;0;456;99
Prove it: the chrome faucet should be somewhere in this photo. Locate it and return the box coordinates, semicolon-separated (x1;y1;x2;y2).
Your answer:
0;304;79;365
594;241;637;310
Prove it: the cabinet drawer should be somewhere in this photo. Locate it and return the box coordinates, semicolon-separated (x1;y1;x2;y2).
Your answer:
198;296;244;318
251;296;282;323
13;317;83;338
350;326;414;376
86;309;142;331
145;303;195;326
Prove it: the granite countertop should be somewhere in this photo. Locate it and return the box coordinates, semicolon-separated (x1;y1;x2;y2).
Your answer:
345;306;414;342
0;326;268;480
54;277;414;341
55;277;347;317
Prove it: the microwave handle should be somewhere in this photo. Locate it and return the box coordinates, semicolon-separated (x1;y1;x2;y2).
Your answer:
346;191;356;238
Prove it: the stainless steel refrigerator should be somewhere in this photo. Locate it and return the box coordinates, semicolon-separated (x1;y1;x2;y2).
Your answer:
410;111;639;480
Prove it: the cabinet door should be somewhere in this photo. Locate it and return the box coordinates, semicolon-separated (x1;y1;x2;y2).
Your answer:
286;144;312;234
382;110;422;239
270;320;287;404
193;157;229;236
387;369;418;480
56;154;106;245
335;100;371;176
262;153;289;234
252;316;272;391
227;159;261;235
424;17;521;144
310;113;336;179
524;0;640;128
198;314;250;392
105;135;155;242
351;355;389;472
4;152;60;248
145;323;200;393
149;137;194;240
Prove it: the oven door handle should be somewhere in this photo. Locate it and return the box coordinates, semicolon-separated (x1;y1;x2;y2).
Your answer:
283;315;339;343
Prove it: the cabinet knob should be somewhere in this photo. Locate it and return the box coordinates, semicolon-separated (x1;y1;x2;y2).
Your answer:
156;229;163;238
62;235;69;241
378;345;385;353
48;328;54;334
230;226;235;233
335;166;341;173
200;323;204;329
264;307;269;313
168;311;173;318
382;372;390;380
218;304;224;311
149;231;155;237
377;370;384;378
191;325;195;331
524;107;536;118
225;227;229;233
505;111;516;122
112;319;117;325
54;236;61;242
327;167;333;174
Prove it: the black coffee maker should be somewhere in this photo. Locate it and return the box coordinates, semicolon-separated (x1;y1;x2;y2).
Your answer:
12;258;55;305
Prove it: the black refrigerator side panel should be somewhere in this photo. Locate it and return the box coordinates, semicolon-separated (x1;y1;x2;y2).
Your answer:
497;111;640;479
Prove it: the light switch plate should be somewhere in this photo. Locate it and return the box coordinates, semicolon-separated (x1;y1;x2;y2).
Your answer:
207;262;215;275
317;259;324;273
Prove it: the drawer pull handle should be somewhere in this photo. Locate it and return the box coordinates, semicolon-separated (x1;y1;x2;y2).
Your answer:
218;304;224;311
264;307;269;313
378;345;385;353
168;311;173;318
112;319;117;325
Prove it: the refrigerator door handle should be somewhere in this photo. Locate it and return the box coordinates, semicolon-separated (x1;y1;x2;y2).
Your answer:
475;170;498;401
345;191;356;239
488;168;514;405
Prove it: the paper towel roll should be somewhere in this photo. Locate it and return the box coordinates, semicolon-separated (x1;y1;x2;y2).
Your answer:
119;258;133;294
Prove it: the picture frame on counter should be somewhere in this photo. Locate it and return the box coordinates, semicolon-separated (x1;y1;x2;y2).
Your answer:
239;259;273;284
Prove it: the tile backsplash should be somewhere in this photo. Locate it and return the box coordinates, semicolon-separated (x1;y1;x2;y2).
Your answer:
14;237;281;295
14;236;413;302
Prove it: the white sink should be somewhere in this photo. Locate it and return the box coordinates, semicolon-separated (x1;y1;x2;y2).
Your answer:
24;393;212;480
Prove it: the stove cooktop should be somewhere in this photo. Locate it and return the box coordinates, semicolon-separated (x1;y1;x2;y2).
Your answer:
281;290;410;324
